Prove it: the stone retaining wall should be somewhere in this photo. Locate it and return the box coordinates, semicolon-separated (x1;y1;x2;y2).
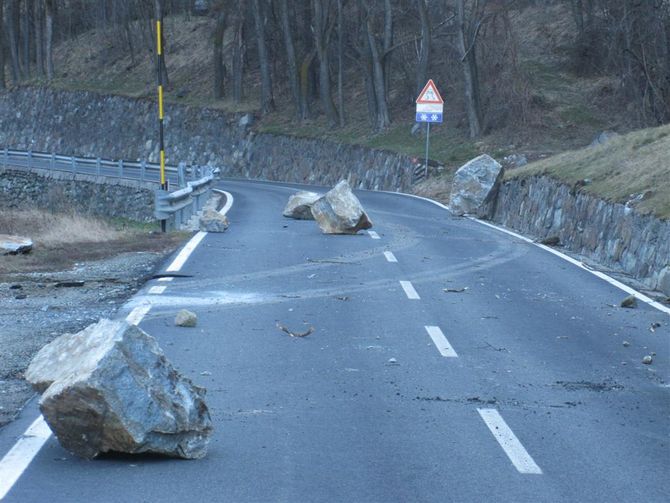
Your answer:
492;175;670;294
0;167;155;222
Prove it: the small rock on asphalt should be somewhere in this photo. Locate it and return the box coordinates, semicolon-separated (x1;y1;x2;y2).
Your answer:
642;355;653;365
620;295;637;308
622;341;630;347
175;309;198;327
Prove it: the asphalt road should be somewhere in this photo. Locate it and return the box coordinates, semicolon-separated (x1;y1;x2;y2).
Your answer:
1;179;668;502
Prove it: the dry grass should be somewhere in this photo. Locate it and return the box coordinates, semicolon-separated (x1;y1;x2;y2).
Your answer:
0;209;186;275
0;209;125;246
509;124;670;219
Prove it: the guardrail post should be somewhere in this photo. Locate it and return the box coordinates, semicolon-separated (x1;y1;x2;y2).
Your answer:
96;158;101;176
118;160;124;178
3;148;8;168
140;160;146;182
71;156;76;173
178;162;186;187
27;150;32;169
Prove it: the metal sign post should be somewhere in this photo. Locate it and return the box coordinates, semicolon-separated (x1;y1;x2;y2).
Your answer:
415;79;444;180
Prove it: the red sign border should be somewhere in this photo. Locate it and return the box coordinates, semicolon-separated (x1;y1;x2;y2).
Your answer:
416;79;444;104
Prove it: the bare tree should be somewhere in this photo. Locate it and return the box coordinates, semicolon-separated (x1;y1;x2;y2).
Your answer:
279;0;301;119
313;0;338;126
212;1;226;99
231;0;245;104
7;0;22;82
0;0;5;88
45;0;54;80
251;0;274;113
415;0;430;97
34;0;44;77
455;0;484;138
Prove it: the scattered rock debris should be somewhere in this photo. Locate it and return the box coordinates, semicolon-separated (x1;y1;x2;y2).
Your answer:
175;309;198;327
540;236;561;246
54;280;86;288
620;295;637;308
649;322;662;332
443;287;469;293
642;355;653;365
554;379;624;392
386;358;399;366
622;341;631;347
276;323;314;338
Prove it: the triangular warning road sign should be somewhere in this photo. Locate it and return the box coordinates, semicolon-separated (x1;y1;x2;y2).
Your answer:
416;79;444;104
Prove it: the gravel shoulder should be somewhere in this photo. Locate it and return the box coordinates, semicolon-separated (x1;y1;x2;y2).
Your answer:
0;236;184;429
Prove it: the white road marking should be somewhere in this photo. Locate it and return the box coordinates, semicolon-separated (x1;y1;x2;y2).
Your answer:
0;416;52;500
157;277;173;282
148;285;167;295
164;190;234;274
478;408;543;475
424;326;458;357
368;230;381;239
399;280;420;300
390;191;669;317
125;304;151;326
384;251;398;263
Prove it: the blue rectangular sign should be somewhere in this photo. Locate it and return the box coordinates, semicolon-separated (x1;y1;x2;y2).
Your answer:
416;112;443;123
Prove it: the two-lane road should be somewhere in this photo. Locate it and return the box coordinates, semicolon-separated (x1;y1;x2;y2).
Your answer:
1;179;668;502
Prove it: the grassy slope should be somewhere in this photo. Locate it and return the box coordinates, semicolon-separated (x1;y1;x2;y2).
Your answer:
509;125;670;219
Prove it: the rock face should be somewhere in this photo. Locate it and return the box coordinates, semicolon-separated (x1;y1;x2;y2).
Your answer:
311;180;372;234
25;319;212;459
0;234;33;254
449;154;504;217
283;191;321;220
199;209;229;232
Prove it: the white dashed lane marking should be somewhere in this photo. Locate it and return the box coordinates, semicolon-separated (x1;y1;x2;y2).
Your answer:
399;281;420;300
148;285;167;295
384;251;398;263
424;326;458;357
368;230;381;239
478;408;543;475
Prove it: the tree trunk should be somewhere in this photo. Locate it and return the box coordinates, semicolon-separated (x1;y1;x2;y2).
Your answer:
34;0;44;76
251;0;274;113
231;0;245;104
336;0;345;127
364;9;390;130
382;0;392;97
415;0;430;98
22;0;31;79
313;0;338;126
456;0;482;138
279;0;301;119
7;0;22;82
212;7;226;99
45;0;54;80
0;0;5;89
299;50;315;120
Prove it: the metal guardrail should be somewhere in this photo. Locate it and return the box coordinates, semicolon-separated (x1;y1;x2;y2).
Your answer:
2;147;218;229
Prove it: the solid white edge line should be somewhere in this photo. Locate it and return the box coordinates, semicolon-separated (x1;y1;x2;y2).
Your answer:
473;218;670;315
384;251;398;263
125;305;151;326
387;190;668;316
399;280;421;300
0;416;52;500
424;326;458;357
214;189;234;216
148;285;167;295
368;230;381;239
0;190;236;499
478;408;543;475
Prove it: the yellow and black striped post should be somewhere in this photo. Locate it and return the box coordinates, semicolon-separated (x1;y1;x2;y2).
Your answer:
155;13;167;231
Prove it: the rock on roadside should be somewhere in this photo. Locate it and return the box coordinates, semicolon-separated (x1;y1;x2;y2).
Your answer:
199;209;229;233
283;191;322;220
448;154;504;218
311;180;372;234
176;309;198;327
0;234;33;255
25;319;212;459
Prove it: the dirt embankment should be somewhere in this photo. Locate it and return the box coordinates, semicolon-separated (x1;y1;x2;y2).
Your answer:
0;210;185;428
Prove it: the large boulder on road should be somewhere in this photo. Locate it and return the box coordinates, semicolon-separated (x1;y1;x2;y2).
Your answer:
283;191;321;220
199;209;229;232
448;154;504;217
26;319;213;459
311;180;372;234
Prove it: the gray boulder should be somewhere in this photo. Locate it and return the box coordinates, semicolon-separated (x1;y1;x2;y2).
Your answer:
175;309;198;327
448;154;504;217
199;209;229;233
25;319;212;459
283;191;321;220
658;266;670;296
311;180;373;234
1;234;33;255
